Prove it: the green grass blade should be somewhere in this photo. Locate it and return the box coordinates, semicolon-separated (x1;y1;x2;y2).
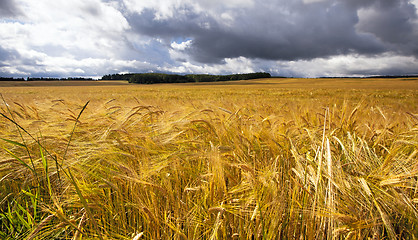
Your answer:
66;168;103;240
40;146;53;196
0;137;25;147
15;202;31;230
1;147;35;174
62;101;89;162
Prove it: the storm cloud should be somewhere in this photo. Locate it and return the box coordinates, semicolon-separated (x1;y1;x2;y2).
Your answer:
126;0;417;62
0;0;417;77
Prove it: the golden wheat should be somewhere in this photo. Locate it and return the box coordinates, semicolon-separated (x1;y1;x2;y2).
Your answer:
0;78;417;239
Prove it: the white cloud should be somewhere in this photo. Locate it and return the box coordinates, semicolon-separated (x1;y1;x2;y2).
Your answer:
193;0;254;13
16;0;130;43
171;40;192;51
0;52;155;78
162;56;255;75
123;0;187;19
169;40;193;62
274;54;418;77
122;0;253;25
0;0;149;77
19;0;129;51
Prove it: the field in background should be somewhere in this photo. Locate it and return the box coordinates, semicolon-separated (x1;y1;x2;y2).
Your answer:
0;78;417;239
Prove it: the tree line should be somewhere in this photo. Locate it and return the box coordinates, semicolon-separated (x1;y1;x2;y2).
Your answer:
101;72;271;84
1;72;271;83
0;77;25;81
26;77;93;81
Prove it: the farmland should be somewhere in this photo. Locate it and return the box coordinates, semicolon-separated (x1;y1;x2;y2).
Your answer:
0;77;417;239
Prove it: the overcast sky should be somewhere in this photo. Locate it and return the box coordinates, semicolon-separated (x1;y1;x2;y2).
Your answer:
1;0;418;78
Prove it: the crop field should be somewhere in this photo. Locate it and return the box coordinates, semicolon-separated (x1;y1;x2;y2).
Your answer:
0;78;417;239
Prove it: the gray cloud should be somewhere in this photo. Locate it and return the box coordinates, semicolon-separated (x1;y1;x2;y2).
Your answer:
339;0;378;9
0;46;19;62
126;0;417;64
0;0;21;17
186;3;384;63
127;7;212;40
356;0;418;56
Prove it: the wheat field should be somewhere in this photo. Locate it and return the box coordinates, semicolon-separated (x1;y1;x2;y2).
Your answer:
0;78;417;239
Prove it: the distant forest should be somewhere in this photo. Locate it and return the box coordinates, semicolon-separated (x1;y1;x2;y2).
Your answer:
0;77;25;81
102;72;272;84
0;73;271;83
